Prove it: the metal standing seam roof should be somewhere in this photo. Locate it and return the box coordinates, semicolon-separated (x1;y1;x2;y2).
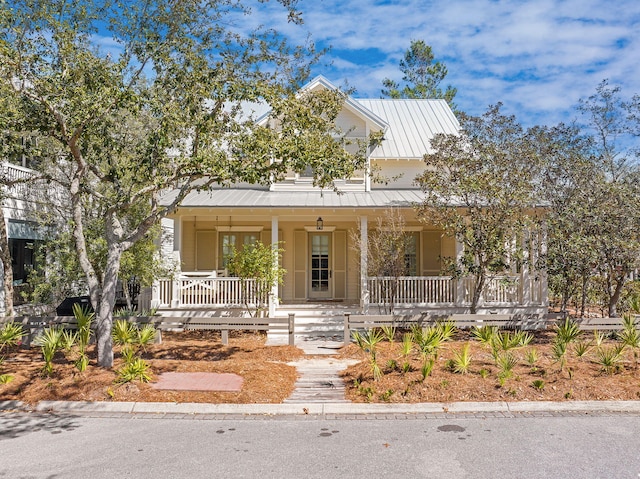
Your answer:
174;188;426;209
355;98;460;160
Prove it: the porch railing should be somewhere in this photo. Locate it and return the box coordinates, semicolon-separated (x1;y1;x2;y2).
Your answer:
368;276;456;304
157;275;268;307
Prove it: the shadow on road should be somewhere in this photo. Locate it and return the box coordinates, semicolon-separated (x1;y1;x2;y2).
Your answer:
0;412;81;440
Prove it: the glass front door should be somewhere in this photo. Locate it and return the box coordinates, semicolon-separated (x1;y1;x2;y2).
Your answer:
309;233;332;299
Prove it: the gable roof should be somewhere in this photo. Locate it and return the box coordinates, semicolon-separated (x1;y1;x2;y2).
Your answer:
355;98;459;160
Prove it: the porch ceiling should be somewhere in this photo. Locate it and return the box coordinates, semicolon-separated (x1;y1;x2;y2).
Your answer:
165;188;427;209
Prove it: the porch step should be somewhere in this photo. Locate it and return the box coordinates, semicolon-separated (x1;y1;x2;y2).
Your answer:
284;358;357;404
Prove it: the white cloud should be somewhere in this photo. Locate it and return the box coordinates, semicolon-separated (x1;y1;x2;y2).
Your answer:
251;0;639;126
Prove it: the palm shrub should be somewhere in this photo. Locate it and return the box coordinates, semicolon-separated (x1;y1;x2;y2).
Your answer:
573;340;592;359
551;339;568;372
435;320;457;342
381;325;396;343
420;357;435;381
471;325;498;347
595;345;625;375
33;326;64;376
618;314;640;368
524;348;538;367
451;343;472;374
361;328;384;354
495;351;518;386
555;318;581;345
415;326;444;359
400;332;413;358
0;321;23;352
72;303;95;372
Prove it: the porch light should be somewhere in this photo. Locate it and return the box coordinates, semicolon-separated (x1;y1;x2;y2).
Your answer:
316;217;324;230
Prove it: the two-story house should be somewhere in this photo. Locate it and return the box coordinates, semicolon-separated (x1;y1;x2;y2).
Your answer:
151;76;547;319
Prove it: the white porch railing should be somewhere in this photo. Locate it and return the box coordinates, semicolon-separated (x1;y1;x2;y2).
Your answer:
368;276;456;304
157;275;268;307
368;274;523;306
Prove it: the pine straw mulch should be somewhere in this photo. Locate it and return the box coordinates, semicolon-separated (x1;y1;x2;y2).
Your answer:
0;331;302;405
337;330;640;403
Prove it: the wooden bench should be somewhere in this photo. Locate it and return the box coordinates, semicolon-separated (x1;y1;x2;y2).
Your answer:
146;315;295;345
6;314;295;347
573;316;640;331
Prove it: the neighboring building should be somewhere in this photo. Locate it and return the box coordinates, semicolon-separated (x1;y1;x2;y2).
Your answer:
152;76;547;317
0;162;45;311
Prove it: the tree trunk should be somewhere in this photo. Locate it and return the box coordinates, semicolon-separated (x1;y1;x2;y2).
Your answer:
0;206;14;316
608;275;626;318
96;245;123;368
470;274;485;314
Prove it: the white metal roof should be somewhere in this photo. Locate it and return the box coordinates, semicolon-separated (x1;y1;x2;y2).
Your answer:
172;187;425;209
355;99;460;160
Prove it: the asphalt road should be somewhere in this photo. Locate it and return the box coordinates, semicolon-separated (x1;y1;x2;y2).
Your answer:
1;412;639;479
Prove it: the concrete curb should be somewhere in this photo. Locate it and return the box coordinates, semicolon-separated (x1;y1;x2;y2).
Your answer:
3;400;640;416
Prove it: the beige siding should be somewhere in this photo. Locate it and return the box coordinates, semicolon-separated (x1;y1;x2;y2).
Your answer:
371;159;425;189
293;230;306;300
336;109;366;137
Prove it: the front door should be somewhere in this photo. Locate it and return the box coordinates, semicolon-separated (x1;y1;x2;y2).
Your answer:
309;233;332;299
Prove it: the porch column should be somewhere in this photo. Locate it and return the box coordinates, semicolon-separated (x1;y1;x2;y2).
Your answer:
269;216;279;318
521;230;531;306
171;217;182;308
540;224;549;308
360;216;369;312
455;238;465;306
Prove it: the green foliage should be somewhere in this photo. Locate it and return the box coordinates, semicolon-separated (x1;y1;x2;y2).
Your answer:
417;105;543;312
555;318;581;345
478;368;490;379
33;327;64;376
226;241;285;317
360;329;385;355
573;340;592;359
524;348;539;366
451;343;472;374
381;40;457;111
112;320;156;352
619;314;640;368
471;325;498;346
414;326;444;359
420;357;435;381
495;352;518;383
0;321;23;352
115;357;152;384
531;379;545;391
381;325;396;343
385;359;398;371
435;320;457;342
0;374;14;384
370;352;383;381
594;345;624;375
400;332;413;357
551;339;568;371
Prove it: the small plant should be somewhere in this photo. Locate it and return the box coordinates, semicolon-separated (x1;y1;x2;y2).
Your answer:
351;330;365;350
370;352;383;381
386;359;398;371
435;320;457;342
381;325;396;343
0;374;14;384
595;345;624;375
524;348;538;366
440;379;450;389
420;357;435;381
0;321;23;352
619;314;640;368
564;390;573;399
451;343;472;374
478;368;490;379
400;333;413;357
415;326;443;359
357;384;374;402
115;357;152;384
573;340;592;359
380;389;394;402
531;379;545;391
495;351;518;382
471;325;498;346
361;328;385;354
593;329;605;347
551;339;568;371
34;326;64;376
555;318;581;345
401;361;412;374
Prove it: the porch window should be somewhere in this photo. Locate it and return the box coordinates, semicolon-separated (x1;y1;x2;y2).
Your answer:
219;232;259;269
404;233;418;276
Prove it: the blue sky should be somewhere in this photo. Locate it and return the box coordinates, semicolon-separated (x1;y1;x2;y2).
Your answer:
248;0;640;127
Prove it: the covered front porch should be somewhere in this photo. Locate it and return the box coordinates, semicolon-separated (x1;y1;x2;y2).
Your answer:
151;189;548;317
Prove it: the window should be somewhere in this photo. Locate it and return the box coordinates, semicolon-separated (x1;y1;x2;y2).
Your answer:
219;232;259;269
404;233;418;276
10;239;39;284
